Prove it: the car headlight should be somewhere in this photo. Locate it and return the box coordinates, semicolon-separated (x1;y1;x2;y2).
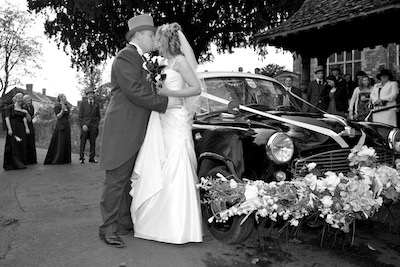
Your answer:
388;128;400;152
266;133;294;164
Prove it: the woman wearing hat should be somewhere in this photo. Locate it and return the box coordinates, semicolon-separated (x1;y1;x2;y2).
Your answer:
370;69;399;126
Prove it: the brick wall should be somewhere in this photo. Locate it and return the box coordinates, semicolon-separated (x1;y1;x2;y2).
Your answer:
363;45;390;79
295;43;400;82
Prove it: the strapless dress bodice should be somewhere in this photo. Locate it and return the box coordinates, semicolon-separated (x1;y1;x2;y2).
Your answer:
163;69;185;91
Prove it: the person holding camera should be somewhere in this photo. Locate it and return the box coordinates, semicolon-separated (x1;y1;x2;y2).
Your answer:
44;94;72;164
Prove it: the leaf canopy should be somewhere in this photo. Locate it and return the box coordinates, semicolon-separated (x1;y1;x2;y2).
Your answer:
27;0;303;69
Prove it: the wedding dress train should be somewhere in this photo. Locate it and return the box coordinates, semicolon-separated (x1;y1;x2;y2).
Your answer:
129;68;203;244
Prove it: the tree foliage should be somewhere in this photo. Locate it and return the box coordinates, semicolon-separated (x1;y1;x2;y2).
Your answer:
76;65;104;97
0;2;42;96
260;63;286;77
27;0;304;69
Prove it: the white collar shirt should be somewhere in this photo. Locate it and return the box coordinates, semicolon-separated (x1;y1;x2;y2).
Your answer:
129;42;143;56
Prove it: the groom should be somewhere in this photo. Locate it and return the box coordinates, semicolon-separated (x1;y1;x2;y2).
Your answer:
99;14;178;248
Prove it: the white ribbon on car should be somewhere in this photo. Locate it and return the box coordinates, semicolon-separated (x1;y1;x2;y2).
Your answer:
200;92;349;148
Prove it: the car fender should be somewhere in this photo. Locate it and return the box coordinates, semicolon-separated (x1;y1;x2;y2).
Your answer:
195;129;245;179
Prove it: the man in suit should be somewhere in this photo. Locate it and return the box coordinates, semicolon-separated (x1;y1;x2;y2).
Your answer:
330;64;349;112
303;65;326;112
78;88;101;164
283;76;303;108
99;14;180;248
330;64;347;88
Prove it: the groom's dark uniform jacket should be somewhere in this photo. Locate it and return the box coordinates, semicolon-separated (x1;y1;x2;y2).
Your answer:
99;44;168;235
100;44;168;170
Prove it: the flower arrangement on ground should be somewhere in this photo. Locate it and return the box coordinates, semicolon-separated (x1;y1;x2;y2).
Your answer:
197;145;400;234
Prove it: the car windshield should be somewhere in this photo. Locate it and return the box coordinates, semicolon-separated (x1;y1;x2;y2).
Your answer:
198;76;304;113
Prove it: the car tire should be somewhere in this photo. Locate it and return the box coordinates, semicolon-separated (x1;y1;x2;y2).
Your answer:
201;166;254;244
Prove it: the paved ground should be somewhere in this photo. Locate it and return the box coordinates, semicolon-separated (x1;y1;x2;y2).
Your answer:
1;137;400;267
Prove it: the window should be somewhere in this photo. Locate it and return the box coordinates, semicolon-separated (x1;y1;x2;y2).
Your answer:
203;77;294;112
326;49;362;78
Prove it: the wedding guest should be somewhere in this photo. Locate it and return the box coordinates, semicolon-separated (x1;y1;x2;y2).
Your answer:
348;75;373;121
78;88;101;163
22;95;37;164
283;76;303;107
303;65;326;112
355;70;367;87
322;75;348;116
370;69;399;127
344;74;357;100
3;93;30;170
330;65;347;88
238;66;243;72
44;94;72;164
254;68;261;74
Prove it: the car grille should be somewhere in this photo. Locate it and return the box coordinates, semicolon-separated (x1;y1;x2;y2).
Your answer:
293;148;395;176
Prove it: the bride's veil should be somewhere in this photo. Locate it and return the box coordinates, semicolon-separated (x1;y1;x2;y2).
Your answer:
177;30;209;117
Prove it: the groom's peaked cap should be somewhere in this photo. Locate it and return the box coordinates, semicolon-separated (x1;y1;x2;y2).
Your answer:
125;14;156;41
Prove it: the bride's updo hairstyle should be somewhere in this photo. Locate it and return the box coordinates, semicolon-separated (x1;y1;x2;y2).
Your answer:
155;22;183;57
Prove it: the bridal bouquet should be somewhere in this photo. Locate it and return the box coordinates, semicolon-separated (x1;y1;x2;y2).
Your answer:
198;145;400;233
142;51;167;87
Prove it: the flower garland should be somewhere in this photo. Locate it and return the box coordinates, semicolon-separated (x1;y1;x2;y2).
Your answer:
197;145;400;233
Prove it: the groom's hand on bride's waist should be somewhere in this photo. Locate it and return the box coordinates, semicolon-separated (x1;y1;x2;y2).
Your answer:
167;97;183;109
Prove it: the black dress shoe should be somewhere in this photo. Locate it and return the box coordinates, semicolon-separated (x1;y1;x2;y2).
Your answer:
89;159;98;163
99;233;125;248
116;225;134;235
79;158;85;164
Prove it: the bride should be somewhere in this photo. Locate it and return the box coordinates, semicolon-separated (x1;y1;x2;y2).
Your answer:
129;22;203;244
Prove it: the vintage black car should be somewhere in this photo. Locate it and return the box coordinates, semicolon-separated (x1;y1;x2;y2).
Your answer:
192;72;400;244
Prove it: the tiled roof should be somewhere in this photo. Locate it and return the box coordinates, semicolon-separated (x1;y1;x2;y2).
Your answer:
257;0;400;39
1;87;70;106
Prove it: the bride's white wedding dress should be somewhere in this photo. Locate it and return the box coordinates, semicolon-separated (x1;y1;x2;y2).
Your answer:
129;66;203;244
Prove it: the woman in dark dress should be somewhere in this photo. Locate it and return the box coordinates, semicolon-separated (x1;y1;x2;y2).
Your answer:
22;95;37;164
44;94;72;164
322;75;348;116
3;93;30;170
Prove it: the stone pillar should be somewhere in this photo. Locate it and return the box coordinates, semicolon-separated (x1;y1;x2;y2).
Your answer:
299;54;311;90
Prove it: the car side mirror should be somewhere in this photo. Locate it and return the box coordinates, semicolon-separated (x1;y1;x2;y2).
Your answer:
228;99;240;114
